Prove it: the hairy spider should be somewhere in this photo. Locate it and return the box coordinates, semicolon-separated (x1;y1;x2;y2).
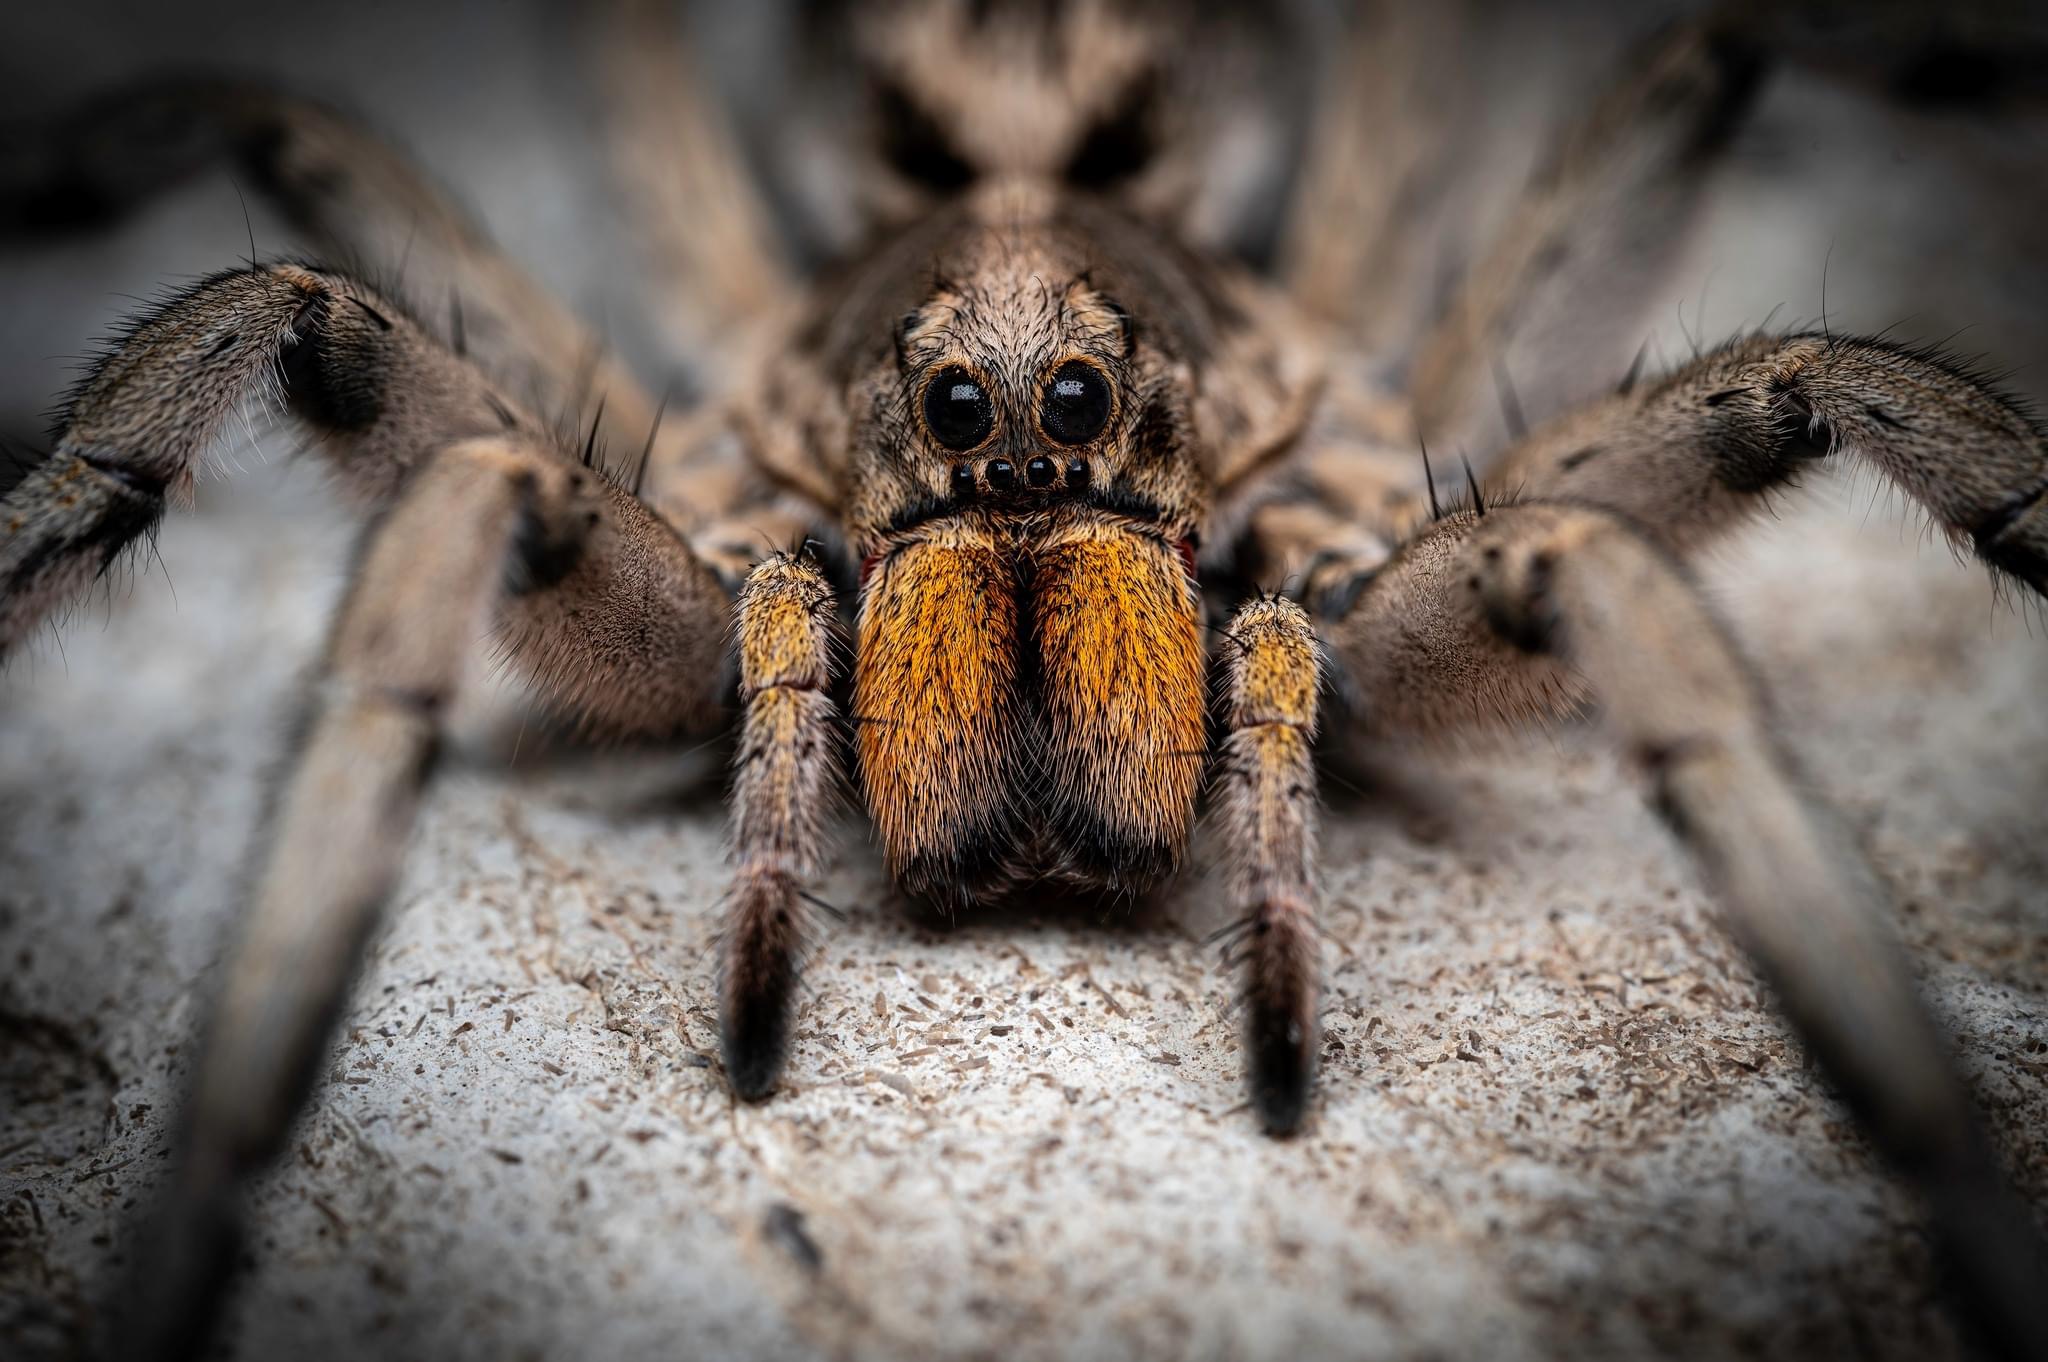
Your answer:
2;1;2045;1358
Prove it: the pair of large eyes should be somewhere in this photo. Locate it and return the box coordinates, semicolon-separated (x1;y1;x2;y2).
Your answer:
920;360;1113;452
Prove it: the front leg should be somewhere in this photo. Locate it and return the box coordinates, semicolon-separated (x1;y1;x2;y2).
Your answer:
1486;332;2048;596
1;79;659;452
1311;502;2048;1359
721;550;843;1099
1211;594;1324;1135
1464;504;2048;1360
0;263;734;737
124;436;714;1360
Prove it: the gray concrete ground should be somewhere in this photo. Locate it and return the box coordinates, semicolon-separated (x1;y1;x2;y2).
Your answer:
3;6;2048;1361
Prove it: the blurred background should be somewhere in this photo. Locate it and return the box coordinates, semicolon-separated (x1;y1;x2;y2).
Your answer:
4;1;2047;437
3;4;2047;1361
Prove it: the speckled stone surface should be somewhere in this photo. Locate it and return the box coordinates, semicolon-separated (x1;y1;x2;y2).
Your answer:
4;8;2048;1360
4;461;2046;1362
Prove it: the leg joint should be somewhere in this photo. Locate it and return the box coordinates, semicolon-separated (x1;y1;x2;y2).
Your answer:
736;553;838;696
1222;595;1321;733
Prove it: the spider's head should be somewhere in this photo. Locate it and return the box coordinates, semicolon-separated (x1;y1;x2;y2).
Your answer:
824;182;1213;554
779;185;1230;905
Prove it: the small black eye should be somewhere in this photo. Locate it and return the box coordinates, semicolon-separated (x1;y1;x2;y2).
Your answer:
1040;360;1112;445
922;366;995;450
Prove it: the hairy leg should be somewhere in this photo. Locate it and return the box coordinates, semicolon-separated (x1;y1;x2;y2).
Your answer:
1;79;660;455
1316;502;2047;1359
2;263;521;652
1278;2;1477;361
0;263;731;733
1407;14;1765;459
1486;332;2048;594
586;0;796;391
5;269;744;1356
1241;10;1766;601
721;549;843;1099
1210;594;1324;1135
120;437;629;1359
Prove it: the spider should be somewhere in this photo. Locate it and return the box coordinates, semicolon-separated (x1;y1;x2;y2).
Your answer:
2;1;2045;1357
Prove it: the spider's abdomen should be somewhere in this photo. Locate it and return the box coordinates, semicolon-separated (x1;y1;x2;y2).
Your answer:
853;512;1205;907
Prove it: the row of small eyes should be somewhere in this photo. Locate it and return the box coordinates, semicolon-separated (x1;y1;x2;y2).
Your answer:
920;359;1113;452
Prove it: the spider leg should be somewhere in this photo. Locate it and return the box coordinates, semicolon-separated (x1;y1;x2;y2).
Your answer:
12;267;742;1357
1310;502;2047;1360
721;549;843;1098
1486;331;2048;595
1247;10;1767;577
1279;2;1475;361
4;263;502;653
1392;2;2048;466
1;263;732;733
1407;14;1765;459
586;0;796;390
119;435;680;1359
1210;594;1324;1135
1;78;659;452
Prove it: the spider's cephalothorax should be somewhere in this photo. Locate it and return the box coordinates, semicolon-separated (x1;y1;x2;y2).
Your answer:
4;2;2048;1358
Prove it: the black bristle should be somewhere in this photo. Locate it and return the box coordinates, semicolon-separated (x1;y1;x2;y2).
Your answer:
233;181;258;269
581;395;605;470
632;384;671;498
1420;437;1442;520
1462;455;1486;517
1618;340;1649;396
1820;243;1835;350
344;295;392;331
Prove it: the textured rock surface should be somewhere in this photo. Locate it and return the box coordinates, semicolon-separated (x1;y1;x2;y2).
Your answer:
3;6;2047;1360
4;468;2045;1362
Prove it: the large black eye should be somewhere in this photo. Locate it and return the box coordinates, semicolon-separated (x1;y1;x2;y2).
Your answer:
922;366;995;450
1039;360;1112;445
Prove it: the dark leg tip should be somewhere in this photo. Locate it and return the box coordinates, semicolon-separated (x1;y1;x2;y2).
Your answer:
1246;998;1317;1138
116;1159;246;1362
722;1036;784;1103
720;982;792;1103
719;888;799;1103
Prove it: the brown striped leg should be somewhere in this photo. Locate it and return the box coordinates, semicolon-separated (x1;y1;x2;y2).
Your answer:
0;79;659;454
1408;16;1764;459
0;263;736;737
1212;594;1324;1135
720;549;842;1099
1315;501;2047;1360
121;437;687;1360
1278;2;1476;358
585;0;795;389
1467;503;2048;1361
1483;332;2048;596
2;263;532;656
